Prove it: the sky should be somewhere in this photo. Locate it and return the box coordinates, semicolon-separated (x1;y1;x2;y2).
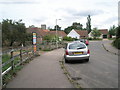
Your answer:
0;0;119;30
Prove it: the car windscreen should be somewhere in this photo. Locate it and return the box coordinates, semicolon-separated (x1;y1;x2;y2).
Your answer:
69;43;86;49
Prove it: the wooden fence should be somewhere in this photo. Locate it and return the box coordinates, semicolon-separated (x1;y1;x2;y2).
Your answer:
2;45;38;87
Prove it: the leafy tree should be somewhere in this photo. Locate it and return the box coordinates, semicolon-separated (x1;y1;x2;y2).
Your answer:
116;26;120;39
43;35;58;42
91;28;101;39
86;15;91;34
49;25;61;31
64;22;83;34
112;26;120;49
72;22;83;30
2;19;27;46
109;25;117;38
64;26;74;34
54;25;61;31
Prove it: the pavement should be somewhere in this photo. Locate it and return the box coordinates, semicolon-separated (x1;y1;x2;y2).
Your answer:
102;39;119;55
6;49;74;88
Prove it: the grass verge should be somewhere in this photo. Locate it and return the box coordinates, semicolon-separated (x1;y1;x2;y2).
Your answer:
59;60;82;88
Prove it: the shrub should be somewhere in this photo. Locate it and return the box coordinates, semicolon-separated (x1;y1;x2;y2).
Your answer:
63;36;74;41
88;37;102;40
88;37;93;40
113;38;120;49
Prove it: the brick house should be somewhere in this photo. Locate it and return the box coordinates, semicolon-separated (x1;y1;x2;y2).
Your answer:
88;29;108;39
27;27;67;43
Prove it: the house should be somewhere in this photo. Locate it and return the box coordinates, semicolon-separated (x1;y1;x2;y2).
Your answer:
88;29;108;39
67;29;88;39
99;29;108;38
49;31;66;37
27;27;49;43
27;27;67;43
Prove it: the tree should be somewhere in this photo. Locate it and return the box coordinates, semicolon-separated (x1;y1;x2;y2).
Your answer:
54;25;61;31
64;22;83;34
116;26;120;39
86;15;91;34
64;26;74;34
72;22;83;30
91;28;101;39
112;26;120;49
2;19;27;46
49;25;61;31
109;25;117;38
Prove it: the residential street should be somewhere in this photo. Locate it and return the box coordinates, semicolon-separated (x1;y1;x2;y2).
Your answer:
6;40;118;88
64;40;118;88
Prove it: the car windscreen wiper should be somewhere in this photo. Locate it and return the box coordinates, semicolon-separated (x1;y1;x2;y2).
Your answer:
77;47;85;49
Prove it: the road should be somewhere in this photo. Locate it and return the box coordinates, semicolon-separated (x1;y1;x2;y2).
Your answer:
64;40;118;88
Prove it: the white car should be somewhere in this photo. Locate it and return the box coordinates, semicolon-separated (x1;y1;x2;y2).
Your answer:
64;41;90;63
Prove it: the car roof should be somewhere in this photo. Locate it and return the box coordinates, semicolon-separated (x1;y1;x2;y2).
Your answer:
68;41;86;45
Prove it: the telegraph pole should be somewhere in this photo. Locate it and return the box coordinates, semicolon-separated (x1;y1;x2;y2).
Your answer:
55;19;61;49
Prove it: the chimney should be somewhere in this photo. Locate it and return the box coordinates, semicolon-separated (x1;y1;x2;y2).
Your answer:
41;24;46;30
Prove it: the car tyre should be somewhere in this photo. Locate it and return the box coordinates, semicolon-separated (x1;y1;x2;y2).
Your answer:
86;59;89;62
65;59;69;63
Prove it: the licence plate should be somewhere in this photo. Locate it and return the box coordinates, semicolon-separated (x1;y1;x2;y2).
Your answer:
74;52;83;54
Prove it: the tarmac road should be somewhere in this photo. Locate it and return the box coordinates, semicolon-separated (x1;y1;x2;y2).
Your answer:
64;40;118;88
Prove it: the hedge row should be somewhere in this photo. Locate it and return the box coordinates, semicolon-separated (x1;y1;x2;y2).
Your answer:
113;38;120;49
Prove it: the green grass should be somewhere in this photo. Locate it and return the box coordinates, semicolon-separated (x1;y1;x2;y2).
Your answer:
108;38;116;40
2;54;20;72
2;65;23;86
2;54;11;64
43;49;51;51
2;54;11;72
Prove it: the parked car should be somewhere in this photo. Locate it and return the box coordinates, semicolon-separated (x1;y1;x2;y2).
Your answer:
64;41;90;63
79;39;89;45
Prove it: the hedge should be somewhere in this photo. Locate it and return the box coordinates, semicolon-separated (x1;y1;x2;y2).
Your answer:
113;38;120;49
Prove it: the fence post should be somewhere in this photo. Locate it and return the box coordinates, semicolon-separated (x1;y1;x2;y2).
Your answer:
20;49;23;65
11;49;14;70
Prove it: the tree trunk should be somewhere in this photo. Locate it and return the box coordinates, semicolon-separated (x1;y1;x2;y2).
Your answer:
10;41;14;46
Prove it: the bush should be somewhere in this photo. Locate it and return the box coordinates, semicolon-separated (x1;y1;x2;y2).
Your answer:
88;37;102;40
88;37;93;40
113;38;120;49
63;36;74;41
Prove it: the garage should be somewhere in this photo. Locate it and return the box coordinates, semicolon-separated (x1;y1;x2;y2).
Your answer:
103;35;107;38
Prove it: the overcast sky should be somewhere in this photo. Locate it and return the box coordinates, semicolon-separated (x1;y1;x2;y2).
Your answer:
0;0;119;30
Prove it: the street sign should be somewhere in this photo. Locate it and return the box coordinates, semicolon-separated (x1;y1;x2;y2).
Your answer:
33;45;37;52
33;32;37;45
33;32;37;52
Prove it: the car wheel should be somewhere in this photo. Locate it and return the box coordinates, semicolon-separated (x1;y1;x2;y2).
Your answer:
86;59;89;62
65;59;69;63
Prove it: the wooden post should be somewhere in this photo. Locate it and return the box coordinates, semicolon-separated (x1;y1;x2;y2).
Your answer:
20;49;23;65
11;49;14;70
